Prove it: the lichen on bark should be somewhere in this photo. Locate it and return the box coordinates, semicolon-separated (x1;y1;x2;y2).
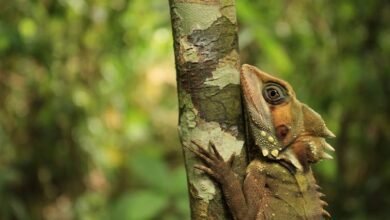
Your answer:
169;0;245;219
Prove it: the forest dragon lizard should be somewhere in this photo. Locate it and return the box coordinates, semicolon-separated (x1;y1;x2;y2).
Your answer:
187;64;335;220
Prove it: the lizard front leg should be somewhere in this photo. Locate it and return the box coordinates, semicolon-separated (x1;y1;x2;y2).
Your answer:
187;141;251;220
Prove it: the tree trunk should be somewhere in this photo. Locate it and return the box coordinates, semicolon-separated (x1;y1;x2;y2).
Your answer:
168;0;246;219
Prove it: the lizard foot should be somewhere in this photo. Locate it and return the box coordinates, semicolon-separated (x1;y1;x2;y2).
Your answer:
185;140;235;182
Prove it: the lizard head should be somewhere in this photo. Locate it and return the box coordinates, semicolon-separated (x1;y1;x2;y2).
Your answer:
240;64;335;171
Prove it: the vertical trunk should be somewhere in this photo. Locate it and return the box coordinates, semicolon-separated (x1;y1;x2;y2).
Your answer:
168;0;246;219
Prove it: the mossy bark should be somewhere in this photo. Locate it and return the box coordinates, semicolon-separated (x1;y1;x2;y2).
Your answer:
169;0;246;219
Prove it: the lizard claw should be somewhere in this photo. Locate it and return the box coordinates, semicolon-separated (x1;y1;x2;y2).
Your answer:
194;164;218;179
185;140;232;182
184;142;214;165
209;141;223;160
227;153;235;167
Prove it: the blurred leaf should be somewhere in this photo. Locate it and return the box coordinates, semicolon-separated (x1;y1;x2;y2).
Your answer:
18;18;37;39
128;150;170;192
74;192;109;220
168;167;188;196
111;190;169;220
175;196;190;218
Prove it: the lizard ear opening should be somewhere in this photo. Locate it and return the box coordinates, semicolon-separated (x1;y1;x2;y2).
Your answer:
276;125;290;140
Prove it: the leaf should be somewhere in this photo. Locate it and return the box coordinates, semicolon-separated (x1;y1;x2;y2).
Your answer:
175;196;190;218
111;190;169;220
127;150;171;192
168;167;188;197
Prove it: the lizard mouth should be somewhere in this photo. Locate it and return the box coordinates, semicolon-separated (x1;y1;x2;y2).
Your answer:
280;133;335;162
273;134;335;172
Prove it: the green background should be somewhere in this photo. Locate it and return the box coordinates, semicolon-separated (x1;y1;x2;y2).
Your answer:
0;0;388;219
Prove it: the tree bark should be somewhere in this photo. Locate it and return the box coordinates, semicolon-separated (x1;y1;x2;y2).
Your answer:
168;0;246;219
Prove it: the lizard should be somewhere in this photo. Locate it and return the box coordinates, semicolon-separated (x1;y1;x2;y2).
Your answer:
186;64;335;220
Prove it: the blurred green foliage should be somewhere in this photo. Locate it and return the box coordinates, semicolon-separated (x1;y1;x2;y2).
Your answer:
0;0;388;220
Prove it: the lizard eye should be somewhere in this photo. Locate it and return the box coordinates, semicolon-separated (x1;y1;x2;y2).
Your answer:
263;83;288;105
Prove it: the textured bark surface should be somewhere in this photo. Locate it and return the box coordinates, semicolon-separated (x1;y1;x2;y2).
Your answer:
169;0;246;219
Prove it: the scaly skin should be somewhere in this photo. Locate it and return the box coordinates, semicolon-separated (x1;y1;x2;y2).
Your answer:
187;64;335;220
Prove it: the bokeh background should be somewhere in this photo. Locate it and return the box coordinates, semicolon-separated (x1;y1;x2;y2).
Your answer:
0;0;388;219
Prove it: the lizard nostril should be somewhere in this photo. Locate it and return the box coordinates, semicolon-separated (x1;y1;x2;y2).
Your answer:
276;125;289;140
